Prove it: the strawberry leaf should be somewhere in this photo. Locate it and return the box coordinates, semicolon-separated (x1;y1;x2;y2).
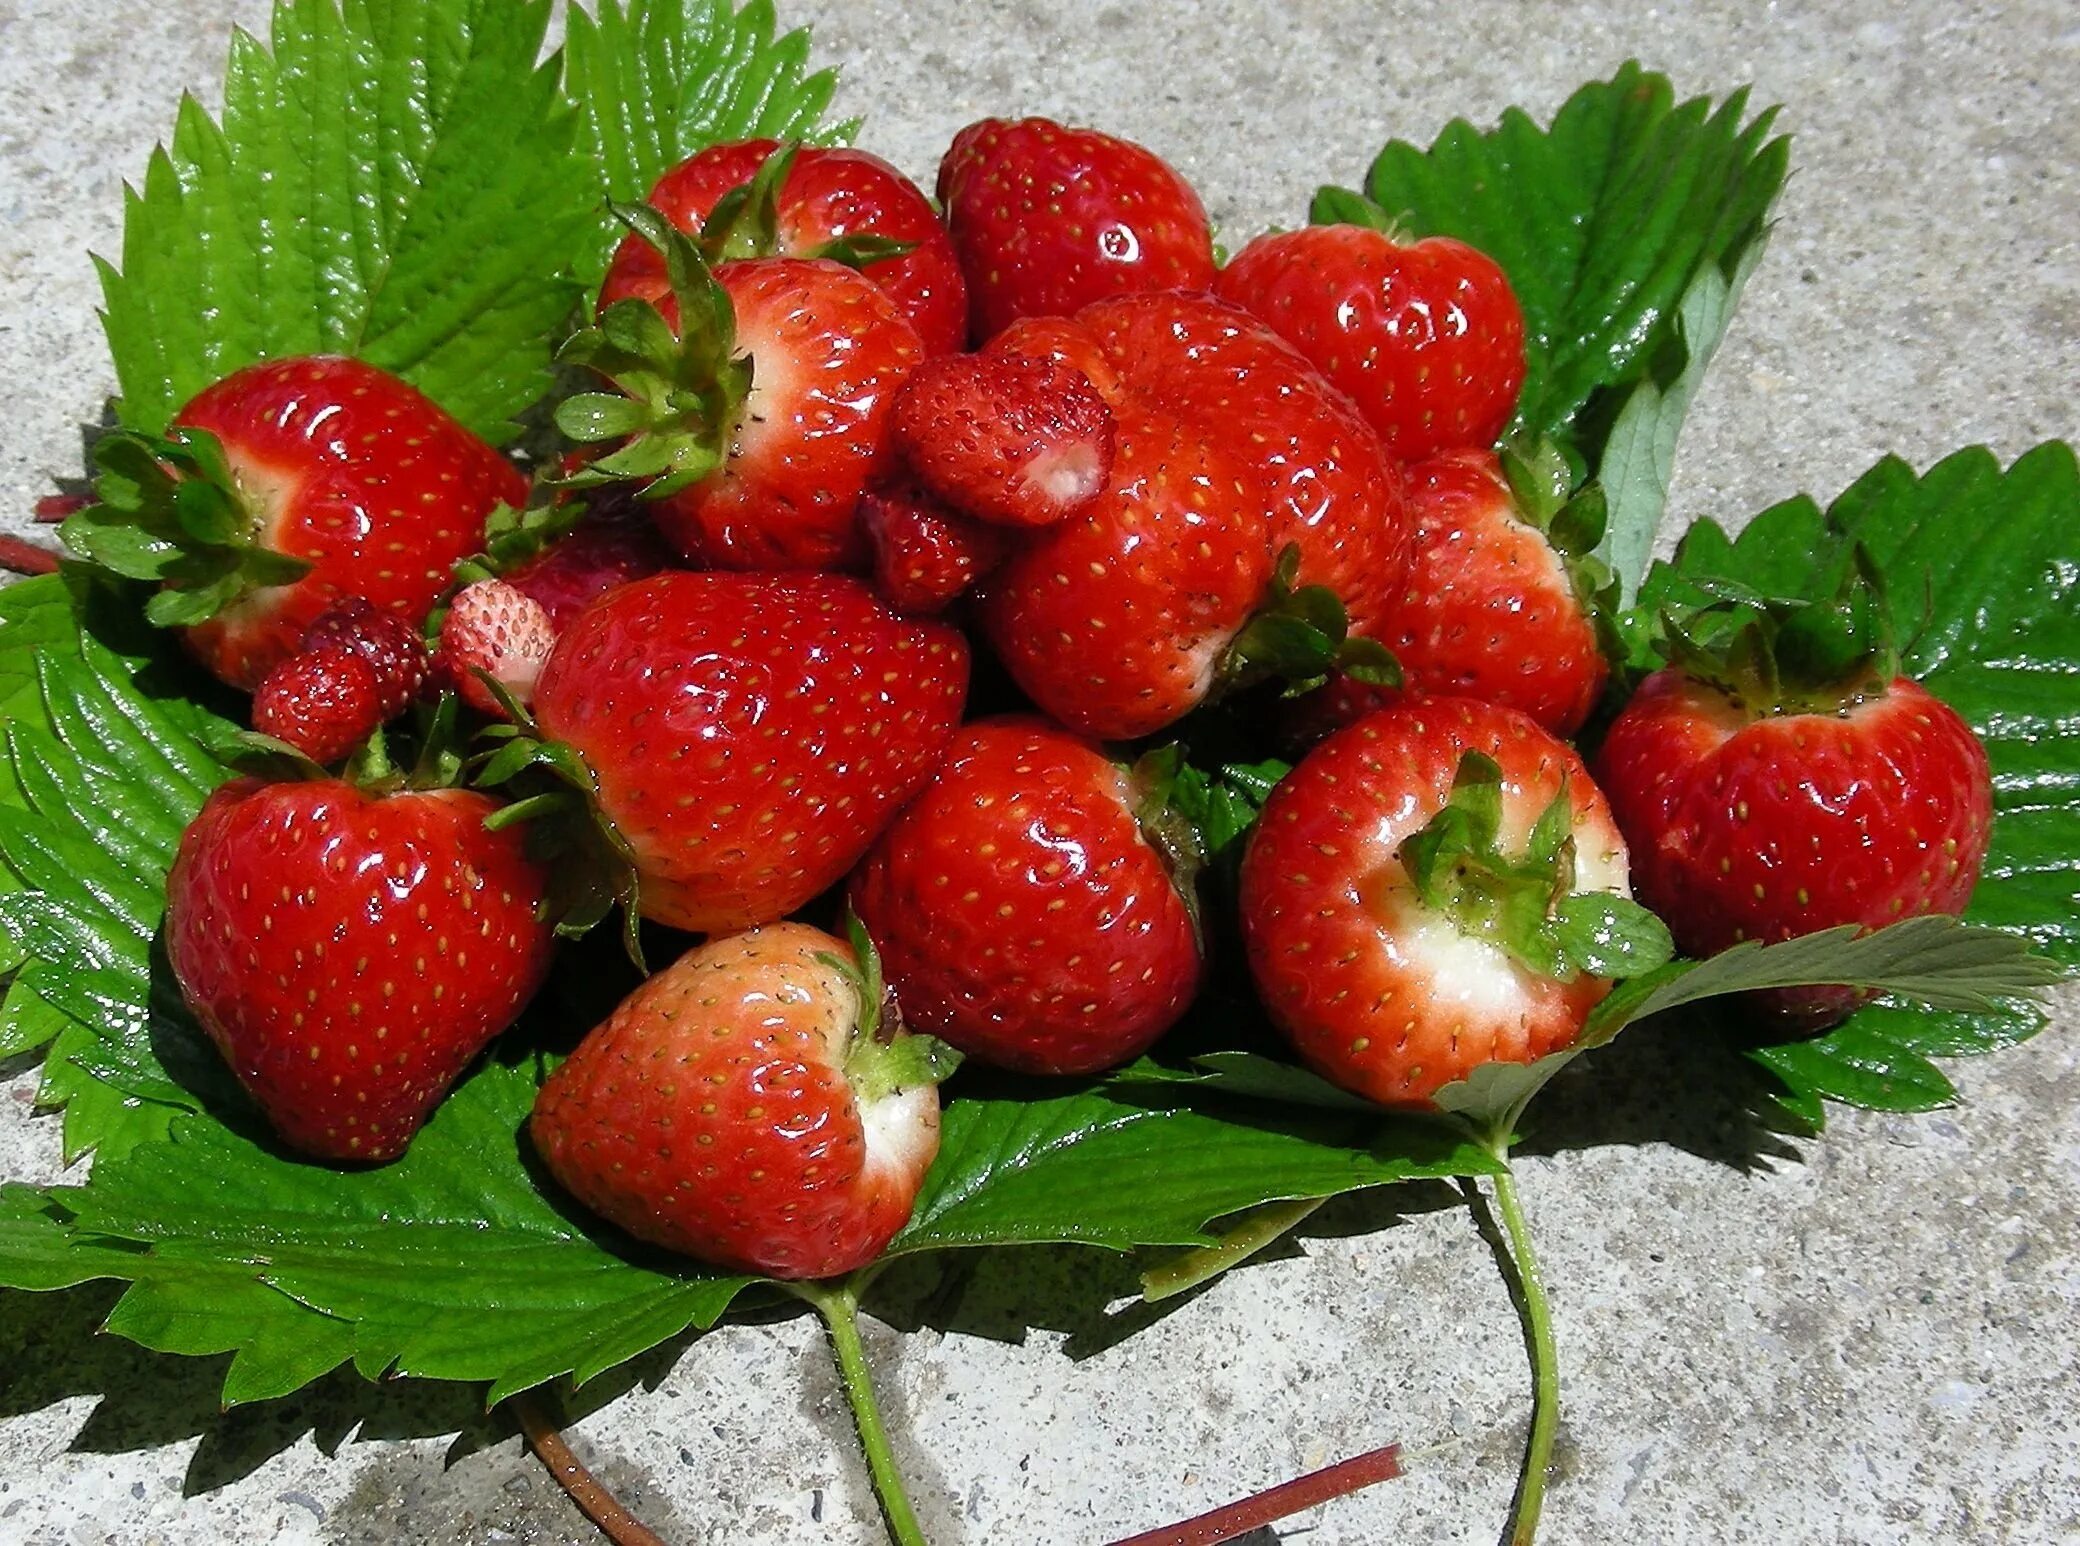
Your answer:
1635;441;2080;1122
96;0;595;445
1329;61;1789;595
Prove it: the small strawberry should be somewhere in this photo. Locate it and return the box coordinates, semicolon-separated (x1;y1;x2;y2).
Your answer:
1596;591;1993;1027
530;571;968;933
860;479;1010;614
891;352;1115;528
437;579;558;717
1241;698;1665;1109
165;775;555;1161
938;118;1216;339
63;355;526;690
1215;216;1526;463
250;646;384;765
299;597;430;719
563;217;924;572
502;505;672;629
531;920;957;1279
600;139;967;355
849;718;1203;1075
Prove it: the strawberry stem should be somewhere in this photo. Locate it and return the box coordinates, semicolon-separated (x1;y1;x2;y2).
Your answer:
1140;1197;1325;1303
1103;1439;1404;1545
510;1389;670;1546
792;1277;930;1546
1466;1156;1561;1546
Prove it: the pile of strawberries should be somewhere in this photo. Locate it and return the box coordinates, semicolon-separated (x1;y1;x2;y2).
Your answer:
108;119;1992;1282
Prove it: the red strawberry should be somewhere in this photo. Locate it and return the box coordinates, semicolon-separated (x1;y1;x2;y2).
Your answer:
503;505;672;630
938;118;1216;340
1215;222;1526;462
891;352;1115;528
532;571;968;933
165;778;555;1161
299;597;429;719
599;139;967;355
850;717;1202;1075
1597;669;1992;1027
250;646;384;764
438;580;557;717
531;921;955;1279
974;293;1408;739
860;479;1010;614
71;356;526;691
1241;698;1651;1109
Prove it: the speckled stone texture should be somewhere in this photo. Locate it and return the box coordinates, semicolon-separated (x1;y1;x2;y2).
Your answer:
2;1;2077;1543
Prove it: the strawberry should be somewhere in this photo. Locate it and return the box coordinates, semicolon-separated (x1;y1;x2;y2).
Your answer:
530;571;968;933
437;579;557;717
891;352;1115;528
532;921;955;1279
298;597;429;719
849;717;1202;1075
1597;665;1992;1029
1215;219;1526;463
973;293;1407;740
502;504;671;630
938;118;1216;340
860;479;1010;615
599;139;967;355
564;228;924;572
63;355;526;691
165;776;555;1162
250;646;384;764
1241;698;1664;1109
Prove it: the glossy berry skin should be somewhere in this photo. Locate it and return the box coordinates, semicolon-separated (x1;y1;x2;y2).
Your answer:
1215;224;1526;463
505;506;673;630
892;352;1115;528
642;258;924;572
600;139;967;355
850;718;1202;1075
437;579;556;717
299;598;429;720
250;646;384;764
938;117;1217;341
531;924;941;1279
173;356;527;690
975;293;1409;738
534;572;969;933
1241;698;1630;1109
860;480;1009;614
165;779;555;1162
1596;671;1993;1027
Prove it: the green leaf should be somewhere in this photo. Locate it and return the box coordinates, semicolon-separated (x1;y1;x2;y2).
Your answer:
1339;62;1788;591
563;0;851;288
1636;443;2080;1118
97;0;594;443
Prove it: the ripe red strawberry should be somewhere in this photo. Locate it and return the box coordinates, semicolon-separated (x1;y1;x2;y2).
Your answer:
502;505;672;630
568;249;924;572
250;646;384;764
891;352;1115;528
532;571;968;933
65;356;526;691
165;777;555;1162
1241;698;1656;1109
531;921;956;1279
1597;669;1992;1027
599;139;967;355
938;118;1216;340
298;597;429;719
850;717;1202;1075
1215;222;1526;462
438;579;557;717
974;292;1409;739
860;479;1010;614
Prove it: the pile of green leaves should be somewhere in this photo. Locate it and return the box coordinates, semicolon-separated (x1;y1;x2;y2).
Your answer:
0;0;2072;1458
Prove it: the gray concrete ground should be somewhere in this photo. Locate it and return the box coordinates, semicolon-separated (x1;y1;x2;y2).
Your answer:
2;1;2078;1542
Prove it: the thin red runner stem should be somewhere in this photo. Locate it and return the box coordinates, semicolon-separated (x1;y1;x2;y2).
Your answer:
33;494;87;524
1106;1441;1404;1546
511;1391;671;1546
0;536;60;577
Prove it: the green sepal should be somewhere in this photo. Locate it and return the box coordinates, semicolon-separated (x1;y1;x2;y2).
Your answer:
1306;184;1404;237
820;910;964;1102
803;233;917;270
1220;544;1403;698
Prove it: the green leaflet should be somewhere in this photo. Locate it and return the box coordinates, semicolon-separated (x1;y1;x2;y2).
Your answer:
1636;442;2080;1121
1331;62;1788;595
96;0;594;444
563;0;852;287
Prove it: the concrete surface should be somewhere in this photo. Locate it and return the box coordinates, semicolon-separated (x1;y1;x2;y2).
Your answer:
2;1;2078;1543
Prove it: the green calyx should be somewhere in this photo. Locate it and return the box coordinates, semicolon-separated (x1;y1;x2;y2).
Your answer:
695;143;915;271
1306;184;1415;243
1659;544;1899;718
60;426;312;629
1396;751;1673;983
226;693;477;791
1221;544;1402;699
1498;433;1621;619
821;912;963;1104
